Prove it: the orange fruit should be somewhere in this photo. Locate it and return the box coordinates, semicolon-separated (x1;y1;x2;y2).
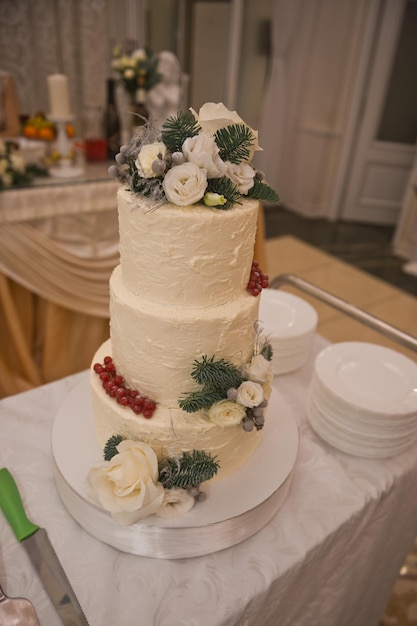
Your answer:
23;125;37;139
66;123;75;138
38;126;55;141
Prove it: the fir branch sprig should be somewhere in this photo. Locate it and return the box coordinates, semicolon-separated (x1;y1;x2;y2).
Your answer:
214;123;254;164
261;341;273;362
191;355;244;390
161;111;201;153
206;177;241;210
103;434;124;461
247;178;280;204
179;388;225;413
158;450;219;489
179;355;245;414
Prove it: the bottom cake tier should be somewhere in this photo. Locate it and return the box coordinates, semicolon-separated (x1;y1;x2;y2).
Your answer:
52;375;299;559
90;339;265;479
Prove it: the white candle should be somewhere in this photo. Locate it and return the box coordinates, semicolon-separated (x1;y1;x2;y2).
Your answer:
48;74;72;118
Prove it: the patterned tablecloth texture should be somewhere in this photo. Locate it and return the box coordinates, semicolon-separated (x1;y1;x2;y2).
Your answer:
1;334;417;626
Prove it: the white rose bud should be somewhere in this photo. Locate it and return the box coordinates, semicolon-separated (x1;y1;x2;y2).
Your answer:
162;162;207;206
156;488;195;519
203;192;227;207
182;132;226;179
245;354;273;384
135;142;167;178
225;161;255;194
208;399;246;426
236;380;264;408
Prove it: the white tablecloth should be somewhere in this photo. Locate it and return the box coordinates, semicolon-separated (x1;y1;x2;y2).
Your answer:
1;335;417;626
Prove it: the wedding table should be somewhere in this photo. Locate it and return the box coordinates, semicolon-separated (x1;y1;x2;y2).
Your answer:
0;164;120;398
1;334;417;626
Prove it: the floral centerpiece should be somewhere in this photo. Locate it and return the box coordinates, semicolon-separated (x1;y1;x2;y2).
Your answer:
0;140;47;189
109;101;279;209
112;45;161;105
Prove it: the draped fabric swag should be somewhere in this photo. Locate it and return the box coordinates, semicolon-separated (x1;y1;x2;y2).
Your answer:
0;178;119;398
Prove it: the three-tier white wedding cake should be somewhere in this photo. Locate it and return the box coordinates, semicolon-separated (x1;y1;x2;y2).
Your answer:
87;102;279;524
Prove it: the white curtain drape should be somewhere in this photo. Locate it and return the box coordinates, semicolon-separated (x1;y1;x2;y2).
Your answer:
257;0;370;218
0;0;110;133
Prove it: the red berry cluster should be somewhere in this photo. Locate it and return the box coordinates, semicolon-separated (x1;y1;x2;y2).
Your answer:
93;356;156;418
247;260;269;296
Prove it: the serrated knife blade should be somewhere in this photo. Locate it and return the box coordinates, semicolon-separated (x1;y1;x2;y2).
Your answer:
0;468;89;625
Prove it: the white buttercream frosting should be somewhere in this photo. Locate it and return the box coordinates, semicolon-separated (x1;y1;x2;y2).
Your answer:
110;265;259;404
91;189;265;481
91;341;262;479
117;187;259;307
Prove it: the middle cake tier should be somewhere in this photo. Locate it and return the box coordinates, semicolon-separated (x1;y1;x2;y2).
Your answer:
109;264;260;406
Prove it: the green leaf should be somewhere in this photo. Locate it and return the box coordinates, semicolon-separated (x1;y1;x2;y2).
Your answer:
103;434;124;461
247;178;280;204
161;111;201;153
214;123;254;164
158;450;220;488
206;177;241;210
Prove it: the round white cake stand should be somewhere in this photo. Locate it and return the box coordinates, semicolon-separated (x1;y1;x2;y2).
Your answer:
52;378;299;559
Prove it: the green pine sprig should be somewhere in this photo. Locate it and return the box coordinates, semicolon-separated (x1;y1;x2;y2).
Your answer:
103;434;124;461
178;388;225;413
214;123;254;164
158;450;219;489
179;355;245;413
261;341;274;362
161;111;201;153
191;355;244;390
206;177;241;210
247;178;280;204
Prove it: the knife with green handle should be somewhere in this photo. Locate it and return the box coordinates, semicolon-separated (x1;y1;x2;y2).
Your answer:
0;468;89;625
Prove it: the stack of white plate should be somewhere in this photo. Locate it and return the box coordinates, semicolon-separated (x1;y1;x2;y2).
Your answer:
259;289;318;375
307;342;417;458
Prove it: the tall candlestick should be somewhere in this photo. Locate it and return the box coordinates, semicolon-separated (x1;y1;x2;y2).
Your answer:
48;74;72;119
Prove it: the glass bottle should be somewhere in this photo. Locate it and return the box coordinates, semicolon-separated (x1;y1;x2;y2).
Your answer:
105;78;121;158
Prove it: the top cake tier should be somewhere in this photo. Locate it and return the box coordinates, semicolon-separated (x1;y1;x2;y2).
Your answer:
117;187;259;307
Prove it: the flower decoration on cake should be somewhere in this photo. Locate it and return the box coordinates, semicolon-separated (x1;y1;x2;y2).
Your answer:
112;46;162;102
179;322;273;431
109;102;279;210
87;436;219;525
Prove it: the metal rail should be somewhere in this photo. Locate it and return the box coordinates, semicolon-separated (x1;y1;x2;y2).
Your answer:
269;273;417;355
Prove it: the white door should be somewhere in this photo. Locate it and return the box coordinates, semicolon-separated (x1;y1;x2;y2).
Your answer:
339;0;417;225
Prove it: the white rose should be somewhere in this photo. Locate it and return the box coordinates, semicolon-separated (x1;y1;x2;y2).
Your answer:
190;102;261;160
11;153;25;173
87;440;165;525
225;161;255;194
163;162;207;206
245;354;273;384
123;68;135;80
135;142;167;178
182;132;226;179
236;380;264;408
208;399;246;426
132;48;146;60
156;488;195;519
